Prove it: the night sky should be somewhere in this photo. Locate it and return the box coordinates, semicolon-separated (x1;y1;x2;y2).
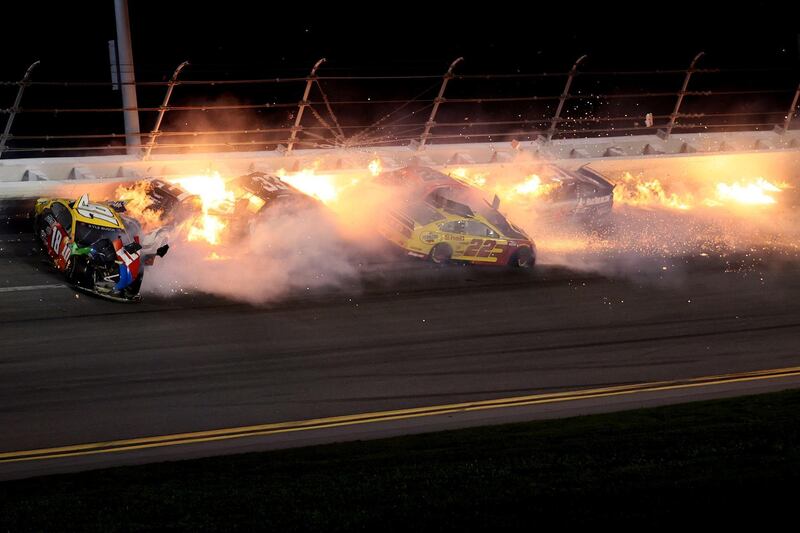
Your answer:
3;4;798;77
2;3;799;154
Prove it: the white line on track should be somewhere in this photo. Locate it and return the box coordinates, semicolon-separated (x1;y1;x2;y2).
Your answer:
0;284;68;293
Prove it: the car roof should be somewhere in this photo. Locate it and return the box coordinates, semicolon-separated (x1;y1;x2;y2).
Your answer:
235;172;313;202
65;195;127;230
378;166;530;240
399;198;505;234
375;166;457;191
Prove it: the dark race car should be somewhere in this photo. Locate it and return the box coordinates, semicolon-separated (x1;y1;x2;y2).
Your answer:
230;171;320;215
508;164;615;225
141;177;202;224
130;172;322;242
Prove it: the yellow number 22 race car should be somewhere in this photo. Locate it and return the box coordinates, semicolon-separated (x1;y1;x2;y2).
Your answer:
375;166;536;268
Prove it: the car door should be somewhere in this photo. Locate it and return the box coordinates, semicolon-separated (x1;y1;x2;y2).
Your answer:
437;220;470;257
460;220;508;263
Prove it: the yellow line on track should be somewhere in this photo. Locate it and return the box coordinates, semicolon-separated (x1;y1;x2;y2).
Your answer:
2;365;800;464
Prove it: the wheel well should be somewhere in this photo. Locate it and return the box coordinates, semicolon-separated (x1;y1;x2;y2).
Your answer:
429;242;453;263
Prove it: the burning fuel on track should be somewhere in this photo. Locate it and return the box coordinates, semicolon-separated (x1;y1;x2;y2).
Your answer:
114;154;798;303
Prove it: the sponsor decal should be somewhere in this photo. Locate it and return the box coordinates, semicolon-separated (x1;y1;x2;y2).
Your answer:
581;194;613;206
420;231;439;244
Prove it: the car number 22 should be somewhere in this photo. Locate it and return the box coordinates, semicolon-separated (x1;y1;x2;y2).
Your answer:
463;239;504;258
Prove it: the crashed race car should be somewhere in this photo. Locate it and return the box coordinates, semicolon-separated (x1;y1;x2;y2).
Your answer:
139;177;202;224
530;164;615;224
34;194;169;302
227;171;322;229
136;172;320;238
374;166;536;268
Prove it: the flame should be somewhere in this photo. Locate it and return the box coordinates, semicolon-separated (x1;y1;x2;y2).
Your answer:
169;172;233;245
278;161;367;205
614;173;693;210
613;172;787;210
449;168;561;203
712;178;785;206
115;180;165;231
368;158;382;177
277;167;339;204
506;174;562;200
450;167;487;188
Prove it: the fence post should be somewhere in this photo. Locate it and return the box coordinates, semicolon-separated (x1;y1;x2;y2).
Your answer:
0;60;40;159
779;81;800;134
546;55;587;142
418;57;463;149
143;60;189;160
662;51;705;139
286;58;326;154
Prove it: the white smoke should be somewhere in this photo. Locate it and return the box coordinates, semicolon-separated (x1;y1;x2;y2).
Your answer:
135;152;800;302
143;204;358;303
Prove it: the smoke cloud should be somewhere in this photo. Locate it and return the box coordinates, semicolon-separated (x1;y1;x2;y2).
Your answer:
121;150;800;303
143;204;358;303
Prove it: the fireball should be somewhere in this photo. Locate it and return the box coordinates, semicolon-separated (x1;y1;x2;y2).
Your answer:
511;174;560;198
368;158;382;177
115;180;164;230
277;167;339;204
450;167;488;188
169;172;234;245
613;174;693;211
712;177;785;206
611;172;787;211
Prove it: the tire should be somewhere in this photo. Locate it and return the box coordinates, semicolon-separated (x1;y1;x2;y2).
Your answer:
510;246;535;269
66;256;93;288
429;243;453;265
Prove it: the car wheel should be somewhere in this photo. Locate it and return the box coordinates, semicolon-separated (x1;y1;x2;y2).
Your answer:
66;257;93;288
429;243;453;265
511;246;535;269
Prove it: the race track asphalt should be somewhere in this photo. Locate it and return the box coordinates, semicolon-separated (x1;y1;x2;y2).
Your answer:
2;217;800;480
